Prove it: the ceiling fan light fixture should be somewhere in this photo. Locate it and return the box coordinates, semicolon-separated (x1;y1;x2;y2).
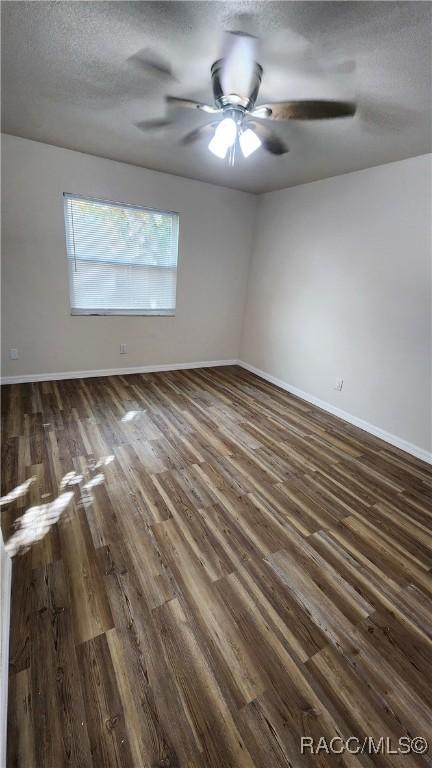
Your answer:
148;32;356;162
208;135;229;159
239;127;262;158
208;117;237;158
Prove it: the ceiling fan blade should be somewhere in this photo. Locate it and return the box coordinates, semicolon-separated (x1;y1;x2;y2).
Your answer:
250;105;272;119
166;96;218;114
135;118;174;132
254;100;356;121
181;122;219;146
220;31;258;97
247;121;289;155
127;48;175;80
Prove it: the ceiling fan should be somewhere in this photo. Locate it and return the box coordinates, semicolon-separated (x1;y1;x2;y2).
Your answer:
135;31;356;162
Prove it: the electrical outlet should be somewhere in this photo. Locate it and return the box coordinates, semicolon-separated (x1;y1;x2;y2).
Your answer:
9;348;18;360
120;344;127;355
334;377;343;391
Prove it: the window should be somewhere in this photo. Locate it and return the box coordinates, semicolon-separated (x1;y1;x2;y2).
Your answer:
63;193;179;315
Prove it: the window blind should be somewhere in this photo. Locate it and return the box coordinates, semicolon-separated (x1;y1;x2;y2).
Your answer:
63;193;179;315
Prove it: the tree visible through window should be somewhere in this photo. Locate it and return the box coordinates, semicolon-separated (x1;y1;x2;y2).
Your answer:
63;194;179;315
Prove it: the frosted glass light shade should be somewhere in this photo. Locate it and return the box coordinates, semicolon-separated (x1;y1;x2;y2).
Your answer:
208;118;237;159
239;128;262;158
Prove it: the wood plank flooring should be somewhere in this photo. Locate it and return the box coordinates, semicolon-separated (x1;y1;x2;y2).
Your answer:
2;365;432;768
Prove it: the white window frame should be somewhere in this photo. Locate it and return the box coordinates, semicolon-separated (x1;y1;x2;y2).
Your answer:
63;192;179;316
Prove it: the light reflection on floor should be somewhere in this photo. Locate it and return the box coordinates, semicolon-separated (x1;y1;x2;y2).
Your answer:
121;409;143;422
1;455;115;558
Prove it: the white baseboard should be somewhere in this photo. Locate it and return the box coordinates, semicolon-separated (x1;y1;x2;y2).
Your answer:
238;361;432;465
0;358;239;385
0;537;12;767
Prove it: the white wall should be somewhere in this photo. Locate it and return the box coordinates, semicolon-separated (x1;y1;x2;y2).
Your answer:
1;134;256;377
241;155;432;455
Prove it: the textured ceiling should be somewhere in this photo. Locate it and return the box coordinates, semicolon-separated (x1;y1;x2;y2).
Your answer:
2;1;431;193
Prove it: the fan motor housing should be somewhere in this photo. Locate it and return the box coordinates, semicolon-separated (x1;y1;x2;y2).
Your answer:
211;59;263;110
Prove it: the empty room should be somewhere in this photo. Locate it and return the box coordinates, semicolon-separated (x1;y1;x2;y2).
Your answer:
1;1;431;766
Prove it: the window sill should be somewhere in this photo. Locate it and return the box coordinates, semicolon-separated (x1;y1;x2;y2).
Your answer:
70;309;176;317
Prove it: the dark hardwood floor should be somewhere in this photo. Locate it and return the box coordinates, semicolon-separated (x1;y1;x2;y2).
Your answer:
2;365;431;768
